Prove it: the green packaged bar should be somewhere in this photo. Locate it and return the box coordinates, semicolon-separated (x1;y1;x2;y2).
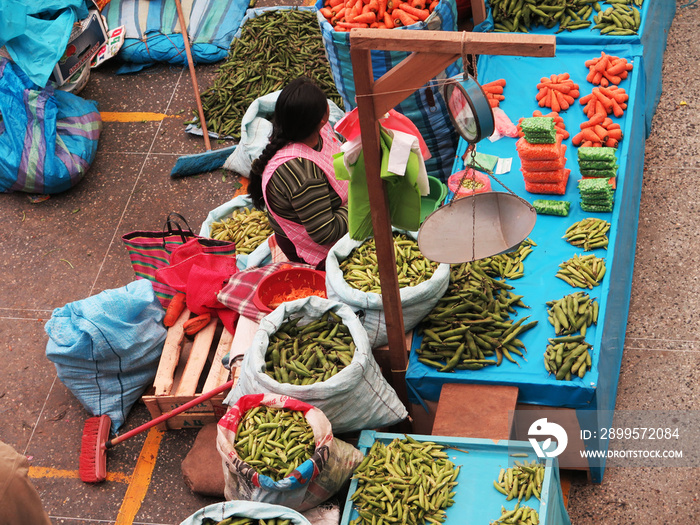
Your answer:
525;133;558;144
581;203;614;212
580;168;618;178
578;178;614;193
578;160;618;170
533;199;571;216
578;146;617;163
520;117;556;135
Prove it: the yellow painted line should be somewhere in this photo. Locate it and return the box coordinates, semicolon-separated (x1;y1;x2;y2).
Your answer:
115;427;165;525
100;111;181;122
29;466;131;484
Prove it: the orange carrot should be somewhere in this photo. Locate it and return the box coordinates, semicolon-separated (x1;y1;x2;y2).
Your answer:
378;0;388;17
399;2;430;20
336;21;370;29
353;11;377;23
183;313;212;336
607;128;623;141
394;8;418;26
163;292;186;327
381;11;394;27
429;0;439;11
320;7;334;18
329;0;344;7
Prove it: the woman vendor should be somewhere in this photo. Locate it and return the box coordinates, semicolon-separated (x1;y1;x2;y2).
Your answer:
248;76;348;270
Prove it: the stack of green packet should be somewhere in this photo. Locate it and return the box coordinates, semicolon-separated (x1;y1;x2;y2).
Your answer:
533;199;571;216
578;147;618;178
578;178;614;212
520;117;557;144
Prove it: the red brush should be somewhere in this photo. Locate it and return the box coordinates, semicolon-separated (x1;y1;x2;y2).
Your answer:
79;379;235;483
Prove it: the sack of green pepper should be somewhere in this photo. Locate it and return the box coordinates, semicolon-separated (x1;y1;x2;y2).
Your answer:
226;298;408;433
325;230;450;348
217;393;363;511
179;501;311;525
200;194;273;270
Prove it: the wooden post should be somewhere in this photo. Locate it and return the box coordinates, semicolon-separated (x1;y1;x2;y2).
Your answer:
348;30;555;408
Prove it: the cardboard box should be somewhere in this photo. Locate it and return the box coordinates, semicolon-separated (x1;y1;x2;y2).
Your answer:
51;10;107;86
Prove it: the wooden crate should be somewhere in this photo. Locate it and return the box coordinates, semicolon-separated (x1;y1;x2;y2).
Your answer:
142;308;239;430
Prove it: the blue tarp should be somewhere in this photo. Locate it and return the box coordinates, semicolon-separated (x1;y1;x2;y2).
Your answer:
0;0;90;87
473;0;676;136
406;44;649;482
101;0;249;73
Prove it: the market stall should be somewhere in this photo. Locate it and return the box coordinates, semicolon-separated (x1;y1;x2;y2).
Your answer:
405;42;647;482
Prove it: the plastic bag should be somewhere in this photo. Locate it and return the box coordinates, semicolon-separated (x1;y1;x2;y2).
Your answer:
227;297;408;433
44;280;166;431
180;501;311;525
0;57;101;194
521;168;571;184
217;393;364;511
325;230;450;348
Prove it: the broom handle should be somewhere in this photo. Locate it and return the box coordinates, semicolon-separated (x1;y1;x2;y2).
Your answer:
107;378;235;448
173;0;212;151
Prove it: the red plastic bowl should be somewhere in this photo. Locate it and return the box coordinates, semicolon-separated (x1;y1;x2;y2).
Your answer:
253;267;327;314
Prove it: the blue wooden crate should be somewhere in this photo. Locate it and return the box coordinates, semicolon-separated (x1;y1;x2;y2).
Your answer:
340;431;571;525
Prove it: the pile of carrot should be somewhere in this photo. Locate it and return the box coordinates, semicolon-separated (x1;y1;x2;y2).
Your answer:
580;85;628;119
585;52;634;87
481;79;506;108
535;73;580;113
268;287;327;308
518;110;569;140
572;113;623;148
320;0;440;30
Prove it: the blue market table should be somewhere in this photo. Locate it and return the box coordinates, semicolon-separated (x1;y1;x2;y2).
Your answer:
407;44;648;483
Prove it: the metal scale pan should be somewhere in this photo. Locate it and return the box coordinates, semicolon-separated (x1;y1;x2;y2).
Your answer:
418;74;537;263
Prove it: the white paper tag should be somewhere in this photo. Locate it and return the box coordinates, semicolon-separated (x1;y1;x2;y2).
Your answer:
495;157;513;175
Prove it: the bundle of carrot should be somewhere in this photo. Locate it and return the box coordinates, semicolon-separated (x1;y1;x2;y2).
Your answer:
535;73;580;113
571;113;623;148
518;110;568;140
585;52;633;87
481;79;506;108
580;85;628;119
319;0;440;30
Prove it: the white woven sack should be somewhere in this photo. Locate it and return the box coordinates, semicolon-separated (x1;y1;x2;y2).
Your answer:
225;296;408;433
180;501;311;525
325;231;450;348
199;194;272;270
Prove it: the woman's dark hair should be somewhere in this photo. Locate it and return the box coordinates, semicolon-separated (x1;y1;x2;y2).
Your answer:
248;77;329;209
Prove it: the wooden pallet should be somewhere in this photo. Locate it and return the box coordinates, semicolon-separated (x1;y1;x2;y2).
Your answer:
142;308;238;430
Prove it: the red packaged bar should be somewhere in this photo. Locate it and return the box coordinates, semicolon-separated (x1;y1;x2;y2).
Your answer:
516;135;564;160
524;178;569;195
522;168;571;184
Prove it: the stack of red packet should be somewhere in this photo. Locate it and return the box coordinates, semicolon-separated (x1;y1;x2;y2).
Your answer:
517;132;570;195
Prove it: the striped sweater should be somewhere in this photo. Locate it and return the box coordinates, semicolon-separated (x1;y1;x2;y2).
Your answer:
264;138;348;246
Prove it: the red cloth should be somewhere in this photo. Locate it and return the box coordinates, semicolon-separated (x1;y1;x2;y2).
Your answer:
155;239;239;332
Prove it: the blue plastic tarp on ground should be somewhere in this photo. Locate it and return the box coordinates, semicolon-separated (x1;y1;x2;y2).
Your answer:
474;0;675;136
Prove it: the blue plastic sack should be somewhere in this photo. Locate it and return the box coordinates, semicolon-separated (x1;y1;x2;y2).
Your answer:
45;280;167;432
315;0;461;182
0;57;102;194
101;0;249;73
0;0;89;88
